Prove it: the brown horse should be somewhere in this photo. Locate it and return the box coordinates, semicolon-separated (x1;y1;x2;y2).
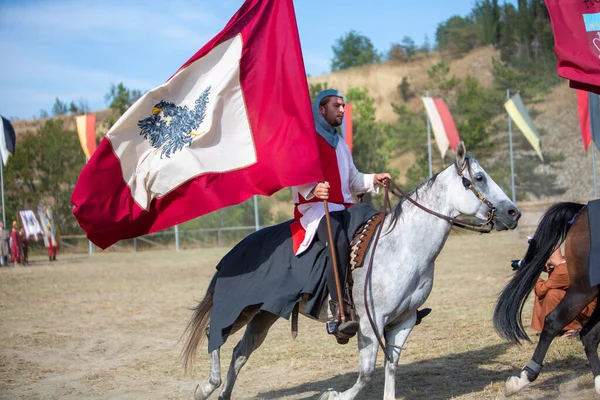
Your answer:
493;201;600;395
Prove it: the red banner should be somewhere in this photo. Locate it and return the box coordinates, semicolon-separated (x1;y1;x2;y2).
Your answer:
71;0;322;249
545;0;600;93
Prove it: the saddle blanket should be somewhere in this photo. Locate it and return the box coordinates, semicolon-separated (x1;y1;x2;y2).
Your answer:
208;203;378;352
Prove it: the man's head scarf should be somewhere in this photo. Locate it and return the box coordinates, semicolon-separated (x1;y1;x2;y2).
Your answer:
313;89;345;148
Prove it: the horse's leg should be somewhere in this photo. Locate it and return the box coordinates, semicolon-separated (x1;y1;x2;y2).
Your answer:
319;320;383;400
194;304;262;399
382;314;416;400
218;311;279;400
194;348;221;400
505;289;597;396
580;298;600;393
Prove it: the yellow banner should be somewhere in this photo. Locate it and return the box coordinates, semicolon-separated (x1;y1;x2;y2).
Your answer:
504;93;543;161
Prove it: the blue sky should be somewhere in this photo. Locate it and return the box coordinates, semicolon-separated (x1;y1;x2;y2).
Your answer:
0;0;499;120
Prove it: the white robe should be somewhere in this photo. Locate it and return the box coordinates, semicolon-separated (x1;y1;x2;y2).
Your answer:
291;140;376;255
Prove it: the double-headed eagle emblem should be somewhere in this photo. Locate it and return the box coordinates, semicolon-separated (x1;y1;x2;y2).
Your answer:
138;86;212;158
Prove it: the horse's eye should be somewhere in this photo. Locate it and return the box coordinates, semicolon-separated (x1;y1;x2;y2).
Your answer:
475;174;484;182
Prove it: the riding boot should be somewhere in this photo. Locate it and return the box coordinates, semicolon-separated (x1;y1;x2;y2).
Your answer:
338;286;359;337
328;286;360;344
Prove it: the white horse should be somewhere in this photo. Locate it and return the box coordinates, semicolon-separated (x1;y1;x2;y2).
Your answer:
182;142;520;399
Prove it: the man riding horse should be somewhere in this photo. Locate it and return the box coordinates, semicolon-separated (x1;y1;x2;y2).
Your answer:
290;89;390;342
201;89;431;352
291;89;433;343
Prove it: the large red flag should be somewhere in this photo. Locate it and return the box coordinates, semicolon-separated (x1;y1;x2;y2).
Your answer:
71;0;322;249
545;0;600;93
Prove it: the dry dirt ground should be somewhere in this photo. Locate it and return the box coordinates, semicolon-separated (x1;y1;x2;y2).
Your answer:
1;231;598;400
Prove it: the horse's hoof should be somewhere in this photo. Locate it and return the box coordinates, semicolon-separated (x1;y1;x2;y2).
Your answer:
318;389;339;400
504;371;529;397
595;375;600;394
194;382;217;400
504;376;520;397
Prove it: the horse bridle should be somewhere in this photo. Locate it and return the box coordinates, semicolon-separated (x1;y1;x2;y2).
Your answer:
387;157;497;233
362;157;498;363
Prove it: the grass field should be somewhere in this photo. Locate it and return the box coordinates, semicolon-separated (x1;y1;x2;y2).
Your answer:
0;230;597;399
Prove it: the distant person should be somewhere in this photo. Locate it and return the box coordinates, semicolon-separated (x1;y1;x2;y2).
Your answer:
47;233;58;262
0;221;9;266
9;221;21;265
19;227;28;266
531;247;597;337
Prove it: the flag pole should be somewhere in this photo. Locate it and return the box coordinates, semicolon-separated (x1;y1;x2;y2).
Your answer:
85;155;94;255
507;89;516;205
253;195;260;231
593;143;598;197
323;200;346;324
426;90;433;178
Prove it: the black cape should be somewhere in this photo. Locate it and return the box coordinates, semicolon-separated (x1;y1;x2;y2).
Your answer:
208;203;378;352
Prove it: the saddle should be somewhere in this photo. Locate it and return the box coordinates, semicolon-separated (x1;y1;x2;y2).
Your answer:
291;212;385;339
349;212;385;271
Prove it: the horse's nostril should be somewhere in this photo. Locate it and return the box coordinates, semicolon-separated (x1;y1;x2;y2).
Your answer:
508;209;521;220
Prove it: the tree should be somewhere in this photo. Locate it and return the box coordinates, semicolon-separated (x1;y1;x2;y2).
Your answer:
52;97;68;116
398;77;414;102
473;0;501;46
344;87;395;206
309;81;329;102
425;60;461;102
347;88;394;184
420;35;431;55
436;15;481;58
77;98;90;115
387;43;405;63
104;83;143;117
388;36;417;63
331;31;381;71
69;101;79;115
4;119;86;235
400;36;417;61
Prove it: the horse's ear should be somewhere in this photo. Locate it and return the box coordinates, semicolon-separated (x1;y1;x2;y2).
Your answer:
456;141;466;166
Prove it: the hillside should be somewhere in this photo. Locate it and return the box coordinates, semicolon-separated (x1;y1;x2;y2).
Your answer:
10;46;598;207
309;47;597;203
308;46;499;123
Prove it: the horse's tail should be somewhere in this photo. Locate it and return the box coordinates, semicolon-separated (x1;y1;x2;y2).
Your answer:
181;274;217;375
493;201;586;344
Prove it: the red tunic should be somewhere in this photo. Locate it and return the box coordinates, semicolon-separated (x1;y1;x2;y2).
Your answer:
9;228;21;263
531;262;597;332
290;135;375;255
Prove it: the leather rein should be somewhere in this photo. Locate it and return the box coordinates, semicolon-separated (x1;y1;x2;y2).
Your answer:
362;157;497;362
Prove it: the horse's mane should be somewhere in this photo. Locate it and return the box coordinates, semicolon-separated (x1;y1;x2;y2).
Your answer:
386;173;438;234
